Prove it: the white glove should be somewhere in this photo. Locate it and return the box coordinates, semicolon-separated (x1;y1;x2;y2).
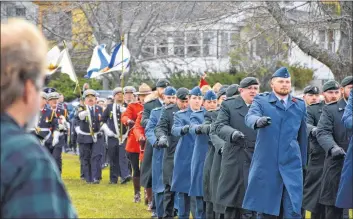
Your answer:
120;106;127;113
78;111;89;120
75;126;81;135
100;123;115;137
58;124;66;131
59;115;67;124
52;131;60;146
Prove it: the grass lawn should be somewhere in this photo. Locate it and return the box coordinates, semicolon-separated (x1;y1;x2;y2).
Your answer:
62;153;151;218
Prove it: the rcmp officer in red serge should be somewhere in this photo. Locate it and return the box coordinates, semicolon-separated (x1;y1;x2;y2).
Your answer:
46;89;70;173
76;89;104;184
101;87;131;184
242;67;307;219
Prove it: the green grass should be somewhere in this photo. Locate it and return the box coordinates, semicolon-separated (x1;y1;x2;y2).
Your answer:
62;153;151;218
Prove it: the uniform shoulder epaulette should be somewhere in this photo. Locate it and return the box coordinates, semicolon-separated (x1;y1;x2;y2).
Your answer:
258;92;270;96
224;96;236;101
145;98;158;104
165;104;176;109
152;107;162;112
327;100;338;105
176;108;188;114
292;96;304;102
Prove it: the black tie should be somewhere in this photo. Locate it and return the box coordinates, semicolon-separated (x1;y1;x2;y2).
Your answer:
280;100;285;107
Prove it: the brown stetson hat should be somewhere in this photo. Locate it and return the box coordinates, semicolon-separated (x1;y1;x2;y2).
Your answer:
134;83;152;95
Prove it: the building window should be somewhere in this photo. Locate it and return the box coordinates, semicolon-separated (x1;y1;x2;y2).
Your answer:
203;31;215;57
141;36;155;58
220;32;230;57
173;32;185;58
327;30;335;52
157;37;168;56
6;6;15;17
16;7;26;17
186;32;201;57
318;30;326;48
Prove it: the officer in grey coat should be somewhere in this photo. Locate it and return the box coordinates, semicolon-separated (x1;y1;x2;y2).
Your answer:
209;85;228;219
154;88;189;218
302;84;333;219
215;78;259;219
316;76;353;219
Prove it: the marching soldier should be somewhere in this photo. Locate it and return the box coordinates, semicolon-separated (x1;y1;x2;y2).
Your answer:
215;78;260;219
154;87;190;219
336;89;353;209
189;90;218;219
101;87;131;184
243;67;307;219
76;89;104;184
146;86;177;218
302;82;341;219
171;86;203;219
141;79;170;212
303;85;321;106
46;90;70;173
209;85;228;219
122;83;152;203
316;76;353;219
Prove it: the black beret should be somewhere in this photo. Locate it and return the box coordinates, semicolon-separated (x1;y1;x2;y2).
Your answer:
322;80;340;92
176;87;189;100
156;79;170;88
341;76;353;87
217;85;229;99
226;84;240;97
239;77;259;88
303;85;320;95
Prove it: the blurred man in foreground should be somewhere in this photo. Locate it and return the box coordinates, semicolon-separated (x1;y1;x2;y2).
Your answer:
0;18;77;218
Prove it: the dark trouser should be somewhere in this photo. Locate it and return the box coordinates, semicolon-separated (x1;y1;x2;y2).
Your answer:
127;152;140;177
205;202;214;219
70;123;77;152
195;196;205;219
80;141;102;183
107;138;130;182
79;144;84;178
155;192;164;218
163;184;175;218
215;213;224;219
177;192;195;219
224;207;255;219
310;204;325;219
45;145;63;173
324;205;343;219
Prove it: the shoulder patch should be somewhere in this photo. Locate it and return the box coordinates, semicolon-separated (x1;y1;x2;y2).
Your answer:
175;108;188;114
292;96;304;102
258;92;270;96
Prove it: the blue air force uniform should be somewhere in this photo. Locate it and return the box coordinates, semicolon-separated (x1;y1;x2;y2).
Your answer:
76;89;104;184
242;68;307;218
146;107;164;218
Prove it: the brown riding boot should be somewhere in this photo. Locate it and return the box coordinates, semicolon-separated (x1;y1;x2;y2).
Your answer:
133;177;141;203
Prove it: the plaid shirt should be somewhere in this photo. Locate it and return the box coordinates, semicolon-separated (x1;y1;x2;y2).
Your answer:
1;114;77;218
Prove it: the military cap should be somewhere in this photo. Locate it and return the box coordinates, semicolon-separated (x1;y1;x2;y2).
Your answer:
322;80;340;92
43;87;56;93
226;84;240;97
156;79;170;88
239;77;259;88
217;85;229;99
271;67;290;79
113;87;123;96
83;89;97;98
135;83;152;95
123;86;136;94
341;76;353;87
40;91;47;99
204;90;217;100
303;85;320;95
164;86;177;96
47;92;60;100
190;86;202;96
107;95;113;100
97;98;105;103
176;87;189;100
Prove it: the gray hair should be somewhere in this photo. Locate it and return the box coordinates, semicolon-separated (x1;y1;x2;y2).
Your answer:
1;18;47;113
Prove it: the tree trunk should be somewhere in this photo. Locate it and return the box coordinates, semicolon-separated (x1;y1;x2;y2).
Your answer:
265;1;352;80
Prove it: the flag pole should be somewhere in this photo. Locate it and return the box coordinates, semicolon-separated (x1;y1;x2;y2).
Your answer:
120;34;125;142
62;40;81;96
